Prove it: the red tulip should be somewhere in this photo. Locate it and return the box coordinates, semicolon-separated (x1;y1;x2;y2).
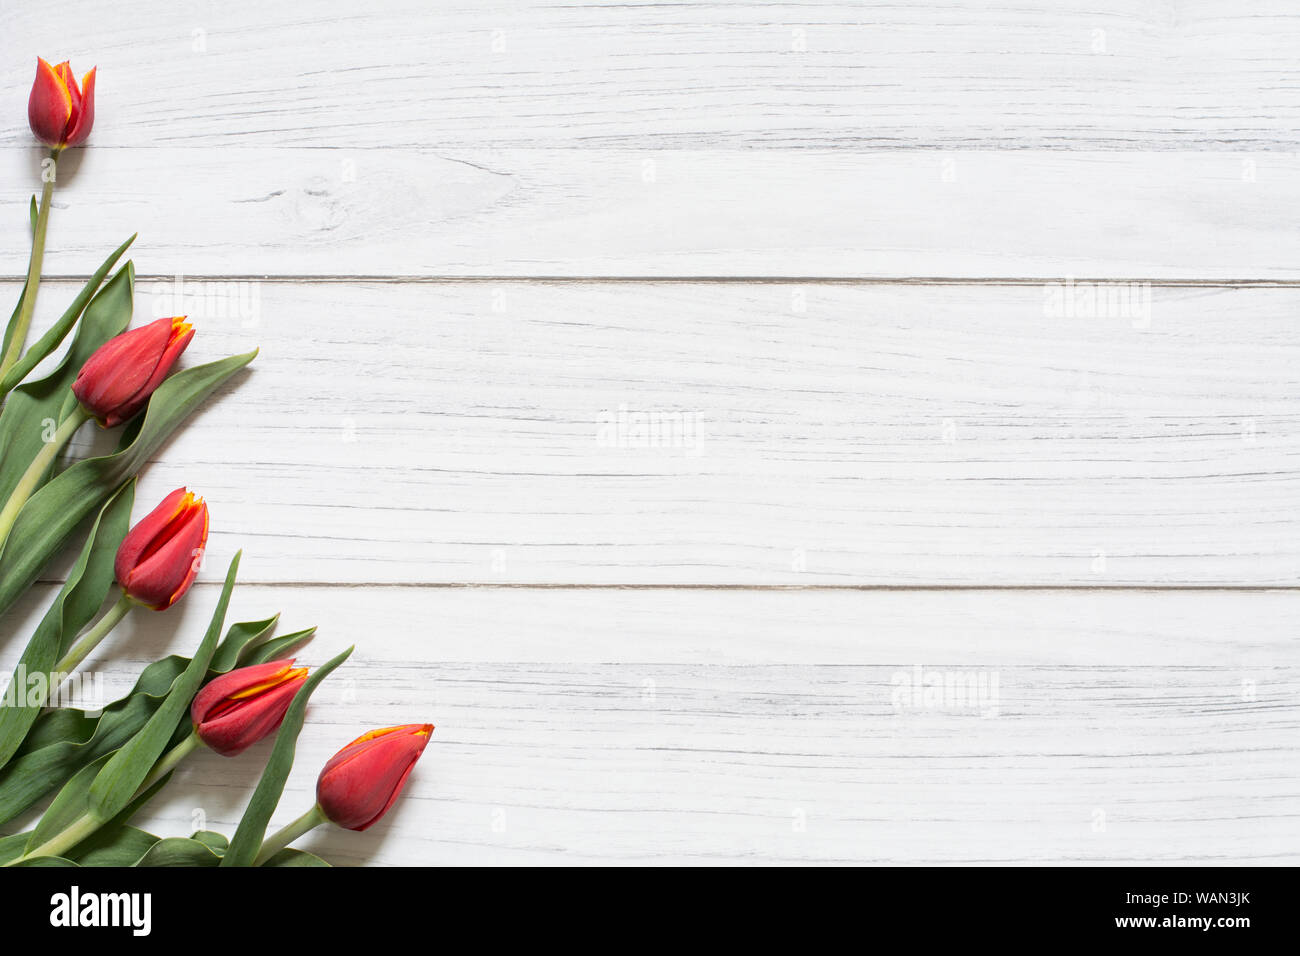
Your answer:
191;660;310;756
317;724;434;830
28;58;96;149
72;316;194;427
115;488;209;610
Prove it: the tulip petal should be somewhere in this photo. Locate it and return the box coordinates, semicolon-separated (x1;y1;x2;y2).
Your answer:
28;58;73;148
72;316;175;426
125;500;208;609
64;67;96;147
114;490;209;610
352;749;422;830
113;487;189;586
317;724;433;830
221;646;354;867
55;62;81;124
191;660;295;724
125;320;194;423
200;679;304;756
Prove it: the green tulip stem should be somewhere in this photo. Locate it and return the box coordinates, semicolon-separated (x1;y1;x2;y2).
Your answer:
11;809;101;865
52;591;136;681
137;729;201;795
253;804;328;866
0;150;58;380
0;404;91;551
5;729;202;866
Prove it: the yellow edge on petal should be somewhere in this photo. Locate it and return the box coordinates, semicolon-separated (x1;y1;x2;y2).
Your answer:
39;58;73;125
228;666;309;700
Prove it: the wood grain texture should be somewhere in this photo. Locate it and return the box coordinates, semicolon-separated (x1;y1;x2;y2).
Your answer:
15;279;1297;587
1;0;1296;866
140;661;1298;865
1;586;1293;864
3;148;1300;279
4;1;1300;151
6;583;1297;668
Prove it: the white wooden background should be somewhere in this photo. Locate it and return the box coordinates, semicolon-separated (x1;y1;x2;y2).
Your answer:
1;0;1297;864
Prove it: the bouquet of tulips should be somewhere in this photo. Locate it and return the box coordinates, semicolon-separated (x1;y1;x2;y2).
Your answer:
0;59;431;867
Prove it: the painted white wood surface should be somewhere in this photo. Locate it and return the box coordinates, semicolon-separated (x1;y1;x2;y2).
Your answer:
17;279;1300;587
114;658;1300;865
1;585;1296;865
4;1;1300;151
2;149;1300;279
0;1;1296;865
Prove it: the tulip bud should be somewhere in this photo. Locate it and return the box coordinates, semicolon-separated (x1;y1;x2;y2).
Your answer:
28;58;96;149
317;724;434;830
72;316;194;427
115;487;209;610
191;660;310;756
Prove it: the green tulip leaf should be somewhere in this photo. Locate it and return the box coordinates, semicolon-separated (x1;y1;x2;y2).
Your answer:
0;295;22;370
0;607;292;826
11;855;78;867
0;831;29;865
3;822;243;868
69;825;159;867
87;553;240;819
262;848;331;867
222;644;354;867
134;837;224;867
209;614;280;673
26;826;263;868
64;768;174;865
0;235;136;401
189;830;229;854
245;627;317;666
0;347;257;623
27;752;114;852
37;826;230;868
0;481;133;771
0;260;134;509
9;766;173;866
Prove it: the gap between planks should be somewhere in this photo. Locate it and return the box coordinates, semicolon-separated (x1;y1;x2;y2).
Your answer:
15;275;1300;287
40;581;1300;592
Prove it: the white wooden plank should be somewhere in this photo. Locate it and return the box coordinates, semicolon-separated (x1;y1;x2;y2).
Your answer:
3;1;1300;151
5;583;1297;670
3;586;1290;865
4;149;1300;279
140;662;1299;865
1;0;1295;868
14;279;1296;587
